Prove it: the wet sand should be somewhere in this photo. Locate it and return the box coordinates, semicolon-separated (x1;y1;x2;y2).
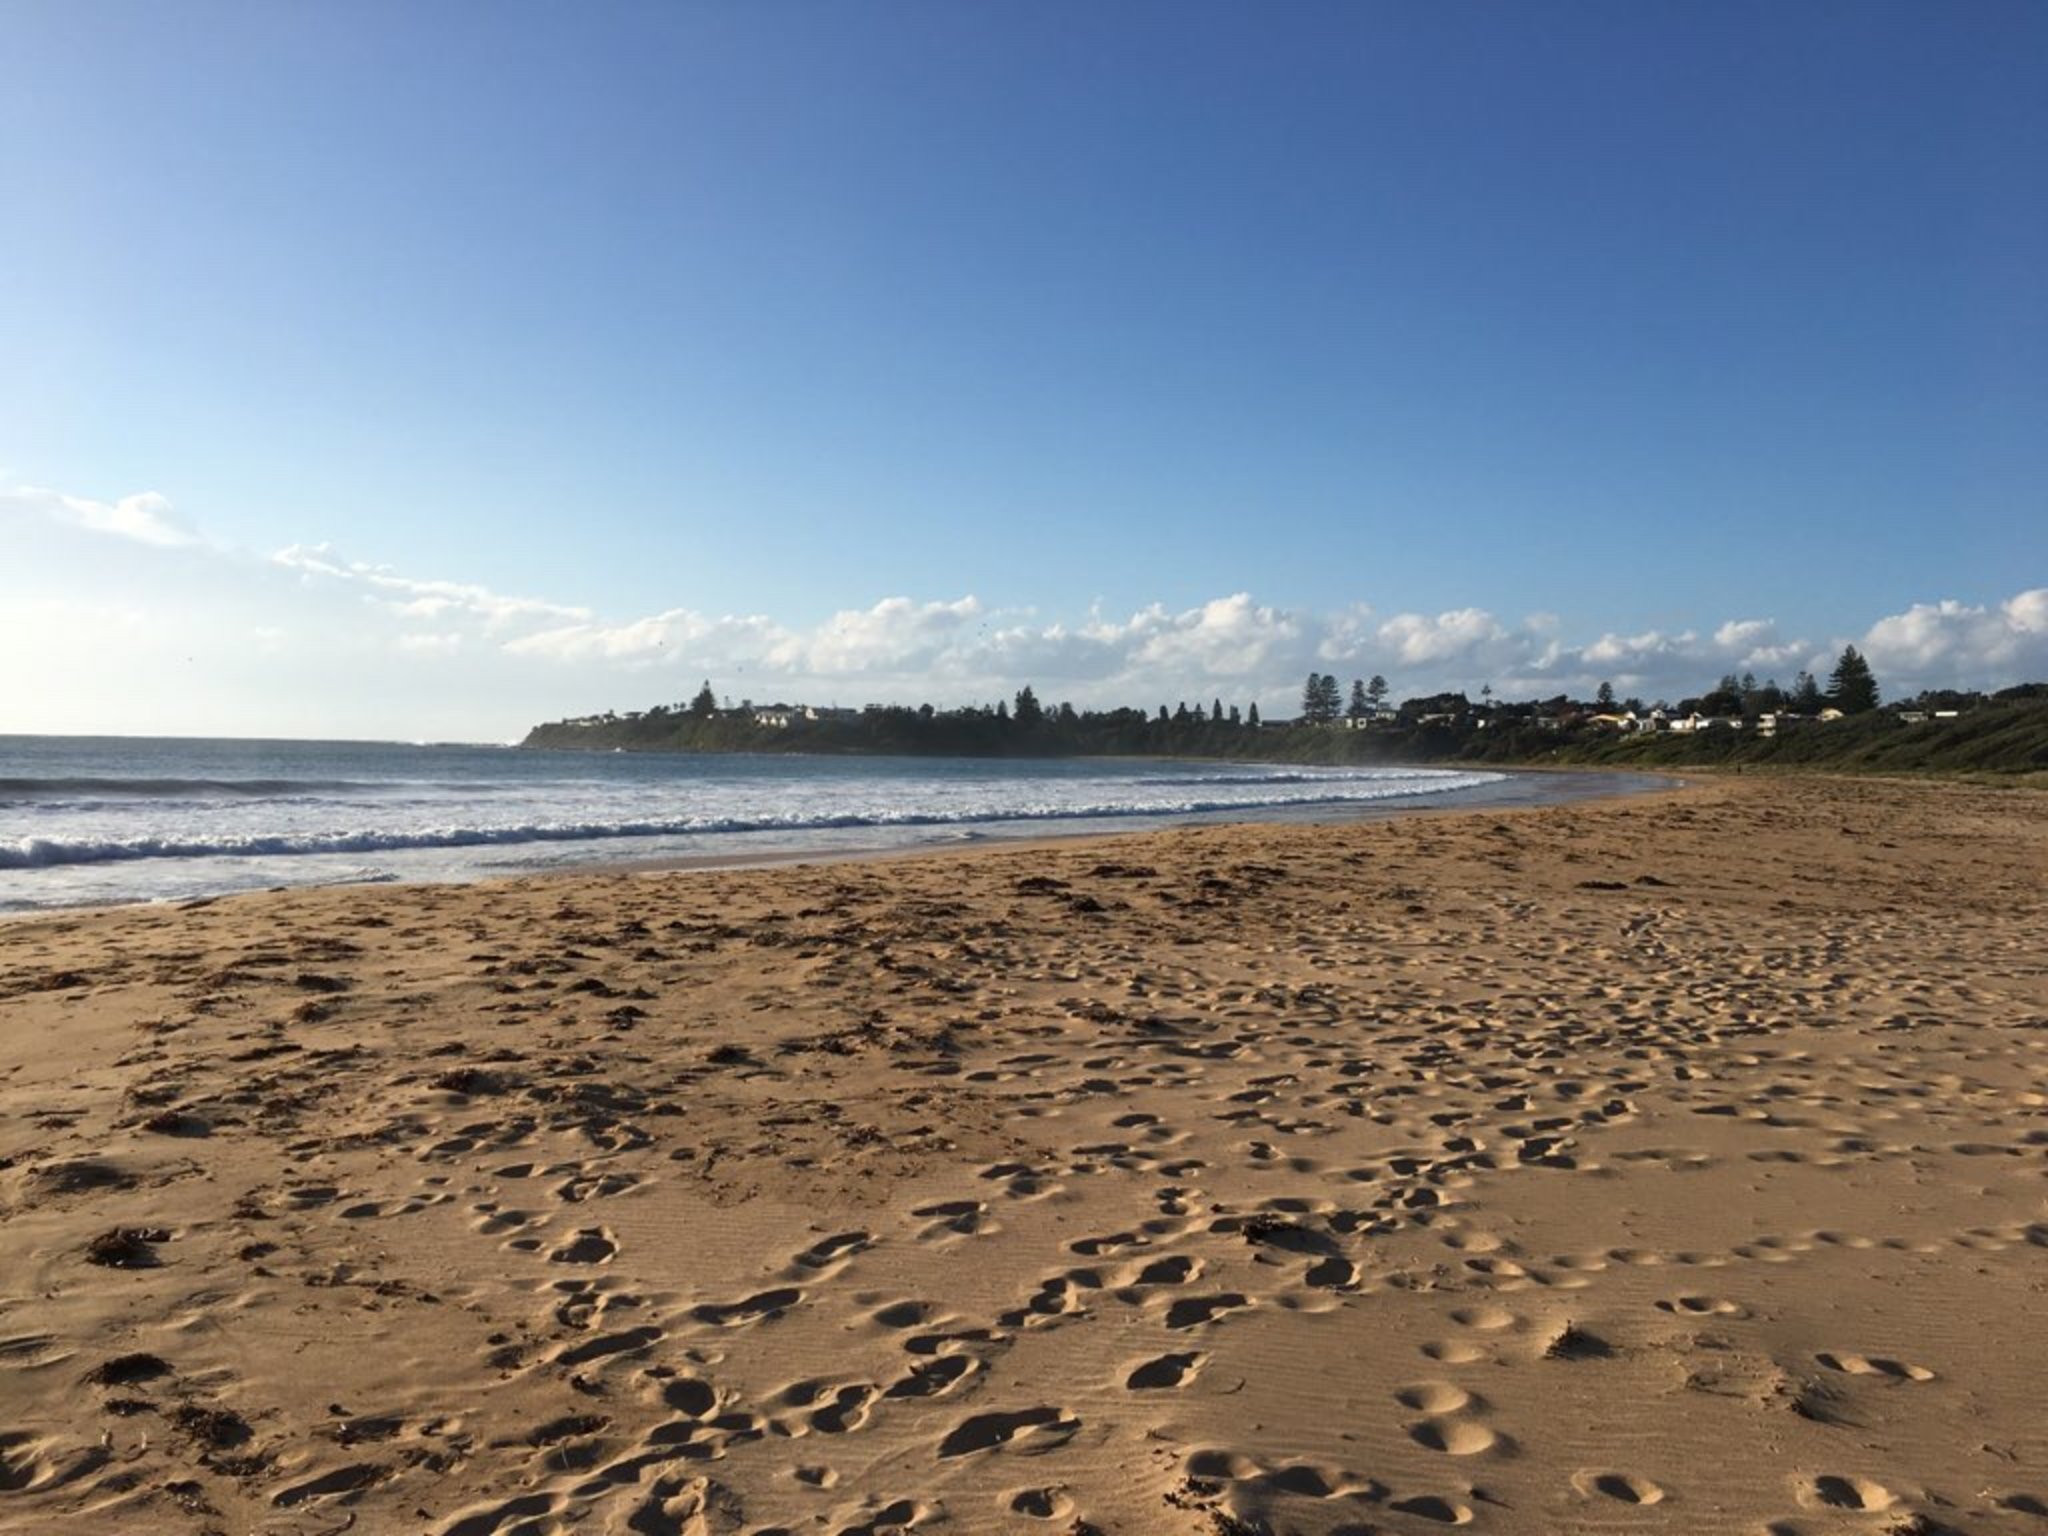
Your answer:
2;773;2044;1535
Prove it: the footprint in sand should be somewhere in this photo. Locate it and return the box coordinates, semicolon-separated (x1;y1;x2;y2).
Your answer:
913;1200;991;1239
1801;1474;1898;1512
977;1161;1063;1200
549;1324;662;1367
1133;1254;1200;1287
1394;1382;1474;1414
1126;1351;1205;1390
1816;1352;1934;1381
1448;1303;1519;1332
870;1299;942;1329
809;1382;879;1434
1008;1486;1073;1520
270;1463;391;1509
1421;1339;1489;1364
789;1230;873;1274
885;1354;982;1400
1164;1293;1251;1330
548;1227;617;1264
692;1287;802;1327
936;1406;1080;1459
659;1376;718;1417
1657;1294;1746;1317
1388;1493;1474;1525
1407;1418;1500;1455
551;1169;638;1203
1574;1469;1666;1505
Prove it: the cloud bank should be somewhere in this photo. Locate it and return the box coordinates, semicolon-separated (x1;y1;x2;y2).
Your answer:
6;484;2045;738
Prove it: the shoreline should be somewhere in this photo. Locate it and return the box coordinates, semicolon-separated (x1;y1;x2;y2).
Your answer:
0;767;1684;921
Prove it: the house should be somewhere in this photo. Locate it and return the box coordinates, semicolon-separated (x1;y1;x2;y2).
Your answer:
753;703;861;729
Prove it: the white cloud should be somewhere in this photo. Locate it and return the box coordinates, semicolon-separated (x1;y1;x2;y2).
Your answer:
1713;618;1773;650
272;543;589;629
505;608;792;666
1376;607;1508;666
4;484;200;547
1861;589;2048;684
770;595;984;675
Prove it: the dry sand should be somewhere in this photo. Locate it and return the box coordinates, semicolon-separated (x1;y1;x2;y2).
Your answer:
1;774;2044;1536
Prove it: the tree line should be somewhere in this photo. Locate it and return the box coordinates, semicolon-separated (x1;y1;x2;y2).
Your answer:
526;646;2048;766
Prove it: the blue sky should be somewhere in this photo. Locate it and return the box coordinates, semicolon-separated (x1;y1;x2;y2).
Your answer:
4;2;2045;736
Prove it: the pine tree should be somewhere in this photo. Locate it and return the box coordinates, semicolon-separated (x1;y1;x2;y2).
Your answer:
1596;680;1616;710
1247;701;1261;727
1366;674;1389;711
1012;684;1043;728
690;681;717;718
1347;679;1369;721
1827;646;1880;714
1301;673;1340;724
1791;671;1823;713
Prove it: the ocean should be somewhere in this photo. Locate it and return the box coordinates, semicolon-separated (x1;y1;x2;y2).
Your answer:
0;735;1518;912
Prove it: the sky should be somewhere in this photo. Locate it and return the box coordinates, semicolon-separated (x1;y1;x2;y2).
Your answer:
3;1;2045;740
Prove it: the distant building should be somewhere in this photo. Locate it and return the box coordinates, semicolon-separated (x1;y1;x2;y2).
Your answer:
753;703;860;728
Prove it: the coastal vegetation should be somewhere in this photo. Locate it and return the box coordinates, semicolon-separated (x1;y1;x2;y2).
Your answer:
524;653;2048;778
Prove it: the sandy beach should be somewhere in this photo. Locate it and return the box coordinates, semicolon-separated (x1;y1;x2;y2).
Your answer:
2;772;2044;1536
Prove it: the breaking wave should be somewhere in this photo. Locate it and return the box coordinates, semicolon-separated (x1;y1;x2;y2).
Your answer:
2;774;1501;869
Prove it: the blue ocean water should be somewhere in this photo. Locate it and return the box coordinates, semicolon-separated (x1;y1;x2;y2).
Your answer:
0;735;1511;911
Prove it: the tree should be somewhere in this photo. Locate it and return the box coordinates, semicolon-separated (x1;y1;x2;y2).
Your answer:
690;681;717;718
1012;684;1044;728
1366;674;1389;711
1790;671;1823;714
1227;704;1241;725
1596;680;1616;710
1347;679;1369;721
1213;697;1224;724
1301;673;1341;724
1701;673;1743;716
1827;646;1880;714
1247;701;1261;727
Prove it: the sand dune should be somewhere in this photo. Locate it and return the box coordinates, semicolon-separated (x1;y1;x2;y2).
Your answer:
2;775;2045;1535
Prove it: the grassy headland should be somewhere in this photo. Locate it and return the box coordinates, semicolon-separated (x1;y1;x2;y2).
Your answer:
522;695;2048;779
